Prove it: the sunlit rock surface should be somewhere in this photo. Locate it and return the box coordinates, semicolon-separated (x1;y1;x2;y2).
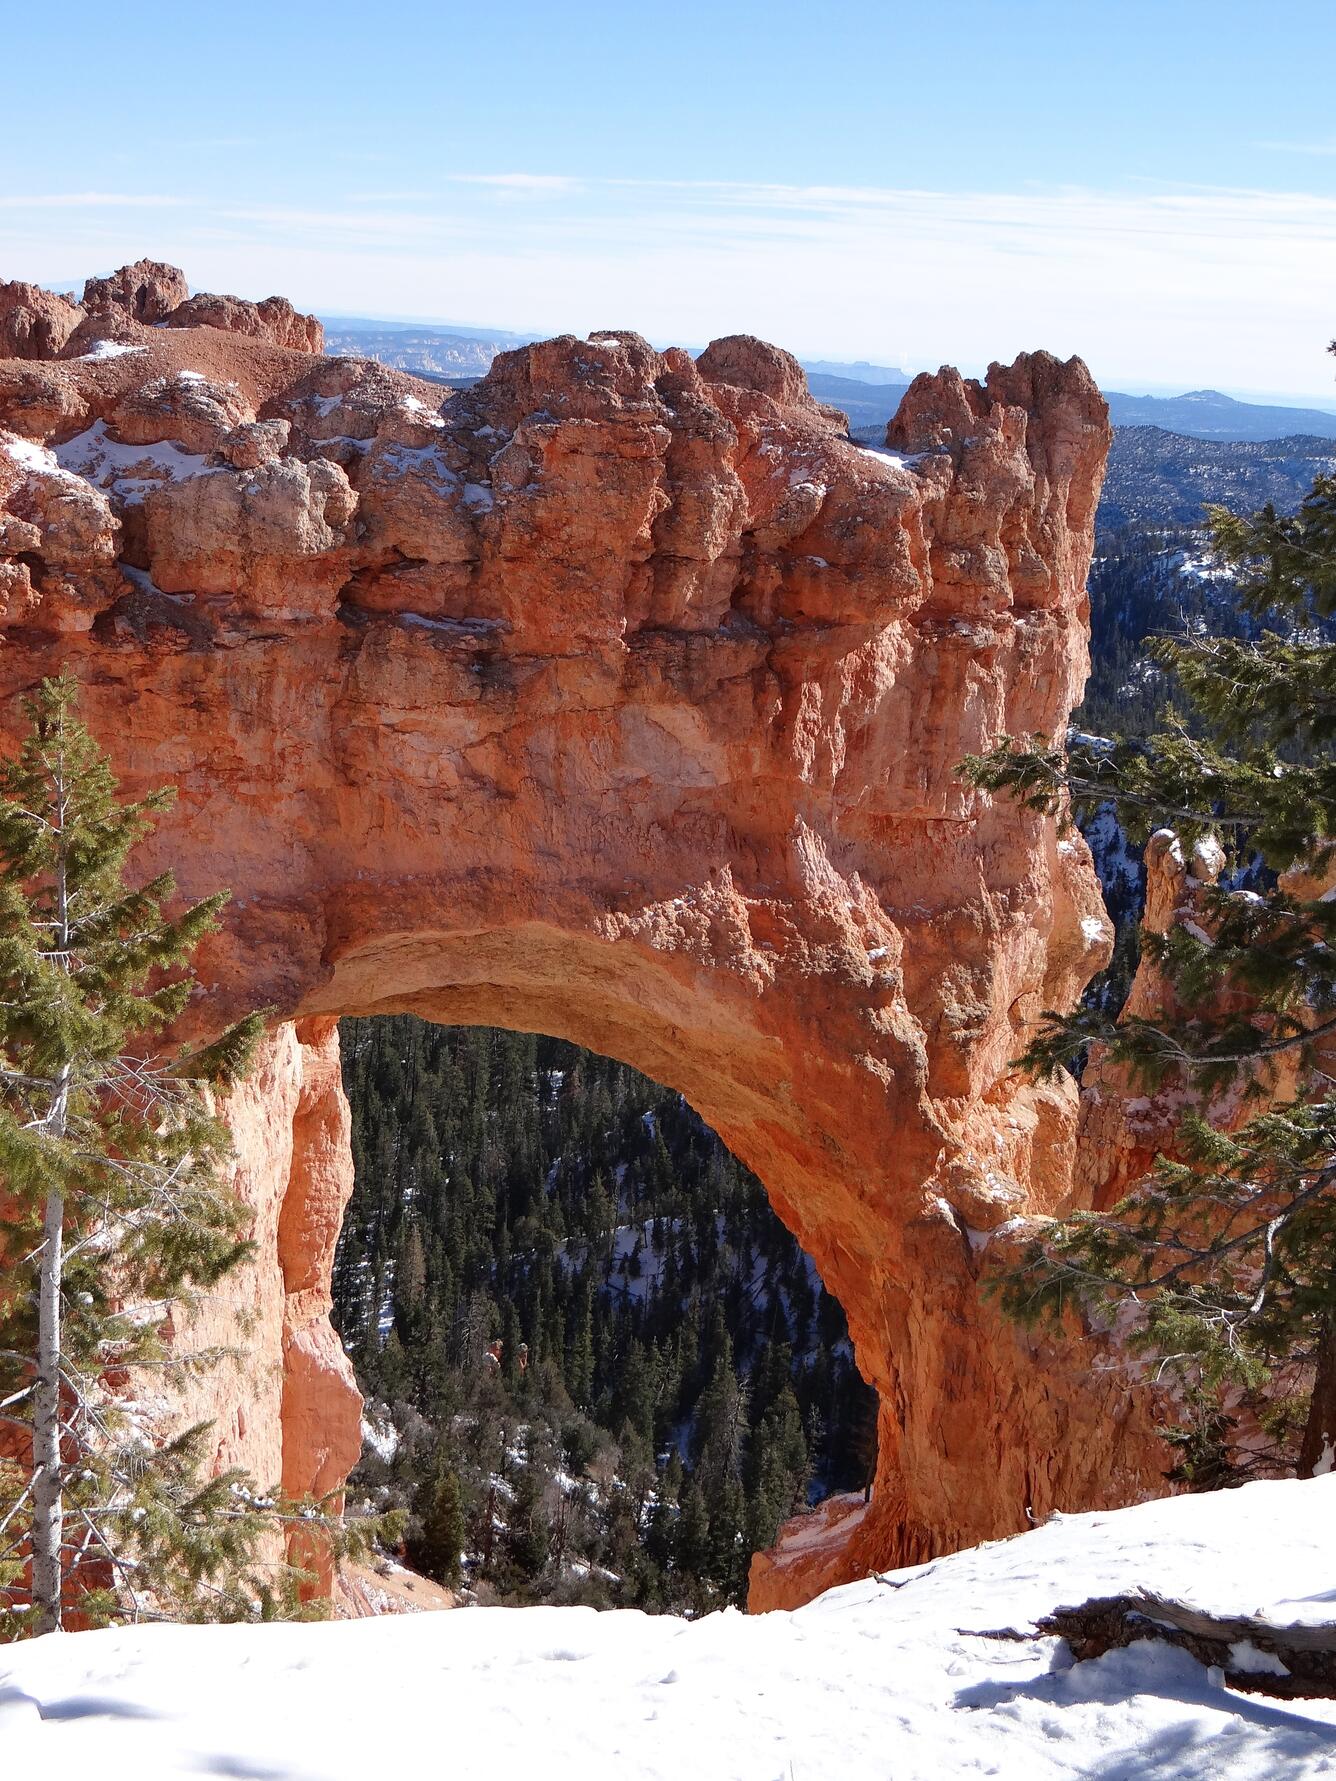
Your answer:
0;264;1167;1608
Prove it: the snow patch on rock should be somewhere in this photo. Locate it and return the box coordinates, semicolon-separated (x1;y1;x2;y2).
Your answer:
77;339;146;361
55;421;219;504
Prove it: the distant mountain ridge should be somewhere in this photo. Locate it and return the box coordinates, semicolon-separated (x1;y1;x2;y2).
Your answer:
1102;387;1336;442
801;371;910;432
321;315;534;344
794;373;1336;448
321;320;531;379
322;317;1336;446
799;358;912;385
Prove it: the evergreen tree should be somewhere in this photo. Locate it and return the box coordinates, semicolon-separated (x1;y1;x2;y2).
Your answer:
0;676;382;1637
503;1463;551;1590
410;1461;466;1588
961;421;1336;1480
566;1275;595;1407
692;1326;747;1502
674;1478;710;1584
745;1382;808;1554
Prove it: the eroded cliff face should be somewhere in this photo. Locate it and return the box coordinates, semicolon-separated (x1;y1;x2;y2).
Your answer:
174;1021;362;1575
0;264;1167;1609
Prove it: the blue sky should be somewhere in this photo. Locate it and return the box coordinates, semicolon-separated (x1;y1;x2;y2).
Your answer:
6;0;1336;397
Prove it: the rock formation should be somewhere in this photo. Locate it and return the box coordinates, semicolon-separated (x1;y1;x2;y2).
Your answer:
0;258;321;371
166;292;325;355
0;263;1169;1611
0;280;83;361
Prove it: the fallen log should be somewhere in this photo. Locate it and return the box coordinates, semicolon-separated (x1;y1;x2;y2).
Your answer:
971;1590;1336;1700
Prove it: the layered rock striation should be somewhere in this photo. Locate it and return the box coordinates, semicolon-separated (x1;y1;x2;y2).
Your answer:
0;264;1163;1609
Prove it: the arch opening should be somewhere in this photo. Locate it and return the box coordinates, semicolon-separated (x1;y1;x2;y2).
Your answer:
331;1015;877;1612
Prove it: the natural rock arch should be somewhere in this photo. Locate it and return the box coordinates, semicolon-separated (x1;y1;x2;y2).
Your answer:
0;274;1170;1603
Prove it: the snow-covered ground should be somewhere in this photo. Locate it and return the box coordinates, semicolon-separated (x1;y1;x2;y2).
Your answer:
5;1477;1336;1778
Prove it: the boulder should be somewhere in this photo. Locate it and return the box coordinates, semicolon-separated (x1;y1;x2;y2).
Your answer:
83;259;189;324
0;280;84;360
168;291;324;353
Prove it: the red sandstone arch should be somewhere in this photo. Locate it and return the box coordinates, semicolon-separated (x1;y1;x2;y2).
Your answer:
0;279;1171;1604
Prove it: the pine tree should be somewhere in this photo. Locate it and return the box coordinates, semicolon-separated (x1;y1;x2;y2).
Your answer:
410;1460;465;1588
0;675;384;1637
566;1275;595;1407
673;1477;710;1582
960;408;1336;1481
395;1223;427;1343
745;1382;808;1554
503;1463;550;1590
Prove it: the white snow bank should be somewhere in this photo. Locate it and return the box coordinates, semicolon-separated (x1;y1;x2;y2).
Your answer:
76;340;145;361
1;433;66;477
857;443;913;470
359;1408;398;1464
55;422;218;504
4;1475;1336;1778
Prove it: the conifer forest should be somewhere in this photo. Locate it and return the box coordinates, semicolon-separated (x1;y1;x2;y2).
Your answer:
332;1019;876;1610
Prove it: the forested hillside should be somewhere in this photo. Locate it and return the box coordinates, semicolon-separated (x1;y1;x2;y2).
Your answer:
1074;517;1284;1004
1100;428;1334;531
332;1020;875;1612
1069;521;1268;1005
1079;525;1258;738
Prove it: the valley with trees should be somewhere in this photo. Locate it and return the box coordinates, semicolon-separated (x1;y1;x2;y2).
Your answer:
332;1018;873;1610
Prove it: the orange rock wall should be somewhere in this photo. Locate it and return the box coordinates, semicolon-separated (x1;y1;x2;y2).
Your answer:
167;1021;361;1526
0;266;1173;1609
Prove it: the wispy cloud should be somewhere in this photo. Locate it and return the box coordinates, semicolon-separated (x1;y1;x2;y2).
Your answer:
345;191;444;204
3;176;1334;396
0;192;188;210
446;173;583;193
1256;139;1336;156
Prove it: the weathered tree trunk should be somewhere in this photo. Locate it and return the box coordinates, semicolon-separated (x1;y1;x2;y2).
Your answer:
31;1181;65;1636
32;820;72;1636
1299;1312;1336;1479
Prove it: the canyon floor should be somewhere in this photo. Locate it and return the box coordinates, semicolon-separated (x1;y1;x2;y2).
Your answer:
3;1477;1335;1779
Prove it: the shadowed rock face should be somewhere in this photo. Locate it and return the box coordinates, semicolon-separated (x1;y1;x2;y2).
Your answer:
0;266;1168;1608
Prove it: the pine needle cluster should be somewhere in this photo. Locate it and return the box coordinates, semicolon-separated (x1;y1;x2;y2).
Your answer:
960;372;1336;1482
